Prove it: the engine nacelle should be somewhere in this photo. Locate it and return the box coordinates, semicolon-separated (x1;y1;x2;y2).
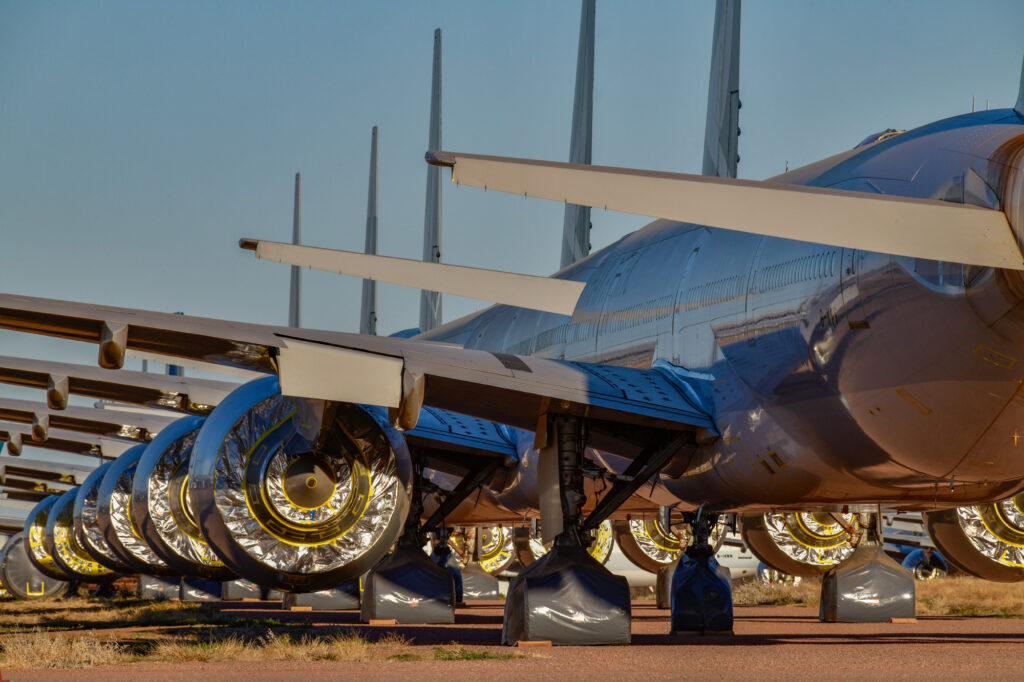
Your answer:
740;512;857;578
924;497;1024;582
131;415;235;581
188;375;412;592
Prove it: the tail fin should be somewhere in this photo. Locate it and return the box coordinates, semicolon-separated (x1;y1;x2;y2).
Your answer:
560;0;596;268
420;29;443;332
702;0;741;179
360;127;379;336
289;172;302;328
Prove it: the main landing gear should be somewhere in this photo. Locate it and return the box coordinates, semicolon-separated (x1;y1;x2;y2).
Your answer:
669;510;734;634
502;416;633;645
819;512;915;623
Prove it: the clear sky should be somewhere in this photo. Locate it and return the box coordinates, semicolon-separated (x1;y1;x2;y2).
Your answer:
0;0;1023;471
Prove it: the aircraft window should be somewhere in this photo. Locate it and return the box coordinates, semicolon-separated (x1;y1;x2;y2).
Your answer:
854;128;906;148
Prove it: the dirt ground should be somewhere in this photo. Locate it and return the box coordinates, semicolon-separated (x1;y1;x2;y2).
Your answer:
5;600;1024;680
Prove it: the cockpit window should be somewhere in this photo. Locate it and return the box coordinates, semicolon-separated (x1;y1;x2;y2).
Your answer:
854;128;906;148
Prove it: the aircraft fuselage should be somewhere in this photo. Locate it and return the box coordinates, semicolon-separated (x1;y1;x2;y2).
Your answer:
423;109;1024;512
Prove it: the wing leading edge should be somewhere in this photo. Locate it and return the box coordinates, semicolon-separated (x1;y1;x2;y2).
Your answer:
0;293;717;449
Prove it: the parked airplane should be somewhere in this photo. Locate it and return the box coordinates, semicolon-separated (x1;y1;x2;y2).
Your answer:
1;2;1023;640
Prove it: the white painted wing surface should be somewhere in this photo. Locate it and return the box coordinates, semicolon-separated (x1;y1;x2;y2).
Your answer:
426;151;1023;270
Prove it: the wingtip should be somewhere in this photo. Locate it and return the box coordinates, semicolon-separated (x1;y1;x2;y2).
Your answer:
425;150;455;167
239;238;258;251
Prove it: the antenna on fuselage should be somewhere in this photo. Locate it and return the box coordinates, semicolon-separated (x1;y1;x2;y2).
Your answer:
289;172;301;328
361;127;379;336
559;0;596;268
419;28;443;332
703;0;741;180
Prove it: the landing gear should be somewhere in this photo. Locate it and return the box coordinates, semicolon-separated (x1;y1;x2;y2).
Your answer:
819;512;915;622
361;454;456;624
501;416;631;646
669;510;733;634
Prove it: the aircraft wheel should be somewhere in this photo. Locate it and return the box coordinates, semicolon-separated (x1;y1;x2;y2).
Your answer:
24;496;72;581
46;489;118;582
741;512;856;578
924;500;1024;582
132;415;235;581
189;376;412;592
97;444;175;576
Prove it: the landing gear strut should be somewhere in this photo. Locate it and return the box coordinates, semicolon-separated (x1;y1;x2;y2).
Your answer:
819;512;915;622
669;509;733;634
501;416;631;645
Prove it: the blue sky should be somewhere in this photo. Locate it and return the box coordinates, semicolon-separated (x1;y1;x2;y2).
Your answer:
0;0;1023;468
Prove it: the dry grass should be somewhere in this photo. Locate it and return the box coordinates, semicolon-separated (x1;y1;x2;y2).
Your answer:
916;577;1024;617
733;575;1024;617
152;629;413;663
732;578;820;607
1;629;129;669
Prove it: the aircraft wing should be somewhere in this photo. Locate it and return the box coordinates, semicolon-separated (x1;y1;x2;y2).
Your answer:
425;151;1023;269
0;355;238;414
0;396;176;442
0;293;717;450
0;421;134;459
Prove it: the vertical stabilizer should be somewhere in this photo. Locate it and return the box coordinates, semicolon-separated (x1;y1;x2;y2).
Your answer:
360;127;379;336
702;0;741;179
1016;54;1024;115
559;0;596;268
420;28;443;332
289;172;302;328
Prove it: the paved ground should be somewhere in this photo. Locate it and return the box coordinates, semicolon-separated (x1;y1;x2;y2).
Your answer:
6;600;1024;680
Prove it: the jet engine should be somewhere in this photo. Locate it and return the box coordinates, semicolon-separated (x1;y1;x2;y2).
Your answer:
96;443;175;576
924;497;1024;582
131;415;234;581
188;376;412;592
73;461;133;573
45;488;118;583
24;495;72;582
740;512;858;577
612;516;727;573
0;532;68;600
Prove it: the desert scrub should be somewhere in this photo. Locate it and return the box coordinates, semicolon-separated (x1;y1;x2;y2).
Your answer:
0;629;128;669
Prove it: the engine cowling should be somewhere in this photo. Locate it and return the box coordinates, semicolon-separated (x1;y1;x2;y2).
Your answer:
924;497;1024;582
188;376;412;592
131;415;234;581
45;488;118;583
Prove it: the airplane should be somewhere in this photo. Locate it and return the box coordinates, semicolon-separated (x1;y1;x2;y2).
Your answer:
2;1;1024;641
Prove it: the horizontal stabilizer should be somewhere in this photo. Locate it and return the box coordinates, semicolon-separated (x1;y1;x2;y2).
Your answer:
240;239;586;315
426;151;1023;270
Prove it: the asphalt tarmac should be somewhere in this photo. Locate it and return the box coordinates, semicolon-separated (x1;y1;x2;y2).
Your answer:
7;601;1024;680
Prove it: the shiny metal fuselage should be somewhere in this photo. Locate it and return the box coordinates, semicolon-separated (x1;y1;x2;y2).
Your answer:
423;109;1024;513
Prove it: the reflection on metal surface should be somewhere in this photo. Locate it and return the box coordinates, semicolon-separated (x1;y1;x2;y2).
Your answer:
764;512;855;567
958;496;1024;567
50;491;114;579
211;393;402;574
530;520;615;565
26;497;62;577
77;463;123;569
110;461;166;568
474;526;515;574
148;429;224;569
